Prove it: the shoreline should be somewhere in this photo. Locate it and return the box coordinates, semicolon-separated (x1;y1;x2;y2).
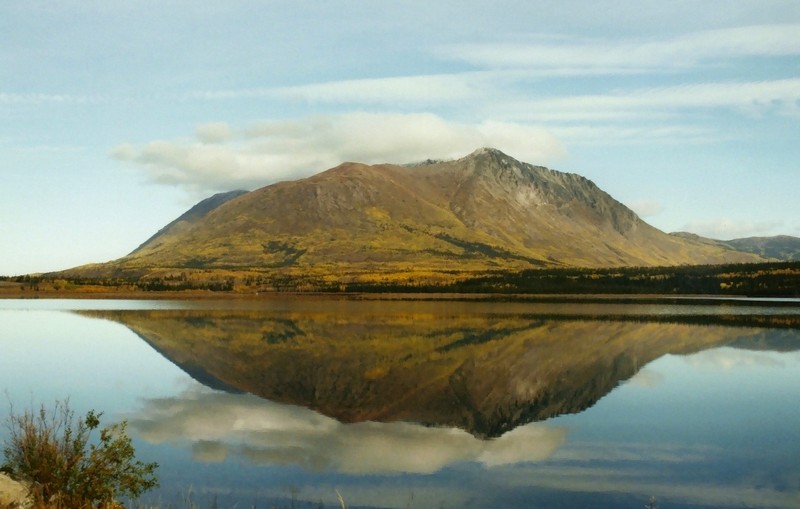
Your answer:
1;287;799;307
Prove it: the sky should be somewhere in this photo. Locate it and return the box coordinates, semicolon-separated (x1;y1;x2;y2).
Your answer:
1;0;799;276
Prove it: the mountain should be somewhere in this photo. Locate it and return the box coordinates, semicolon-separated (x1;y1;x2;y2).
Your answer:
130;189;248;254
69;148;766;283
671;233;800;261
723;236;800;261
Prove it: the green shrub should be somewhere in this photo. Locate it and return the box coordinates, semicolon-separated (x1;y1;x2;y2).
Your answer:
2;400;158;508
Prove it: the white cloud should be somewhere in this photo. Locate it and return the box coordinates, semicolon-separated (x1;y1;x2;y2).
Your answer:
173;25;800;159
112;112;566;195
189;74;800;126
195;122;232;144
551;124;722;145
627;200;665;218
505;452;800;509
502;79;800;123
198;73;493;104
181;26;800;126
114;138;272;192
131;388;566;475
439;24;800;72
625;368;665;388
0;91;112;105
684;347;785;371
554;441;714;464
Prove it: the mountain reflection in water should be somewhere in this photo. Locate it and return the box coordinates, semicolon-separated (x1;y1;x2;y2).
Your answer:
78;302;800;438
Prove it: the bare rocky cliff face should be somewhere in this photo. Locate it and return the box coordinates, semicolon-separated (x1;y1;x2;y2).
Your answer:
440;148;645;260
68;148;766;279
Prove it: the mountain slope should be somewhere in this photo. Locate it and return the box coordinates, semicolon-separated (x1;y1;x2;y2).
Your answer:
130;190;248;255
670;233;800;262
724;235;800;261
74;148;766;281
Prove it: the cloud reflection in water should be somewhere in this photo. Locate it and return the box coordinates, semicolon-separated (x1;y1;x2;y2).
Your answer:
130;386;566;475
684;347;786;371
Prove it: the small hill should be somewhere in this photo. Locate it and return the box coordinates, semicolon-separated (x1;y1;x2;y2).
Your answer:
670;233;800;262
724;235;800;261
67;148;766;284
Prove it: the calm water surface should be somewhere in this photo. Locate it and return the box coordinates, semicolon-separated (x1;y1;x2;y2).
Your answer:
1;298;799;509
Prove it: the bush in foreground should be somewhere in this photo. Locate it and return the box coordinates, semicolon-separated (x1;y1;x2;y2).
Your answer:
2;400;158;508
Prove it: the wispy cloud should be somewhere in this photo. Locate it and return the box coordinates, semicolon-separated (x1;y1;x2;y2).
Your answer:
438;24;800;72
502;79;800;123
626;200;665;218
551;124;722;145
554;441;715;464
189;74;800;123
684;347;785;371
112;113;566;195
624;367;665;387
174;24;800;158
504;454;799;509
193;73;490;104
0;91;113;105
4;143;88;154
195;122;233;144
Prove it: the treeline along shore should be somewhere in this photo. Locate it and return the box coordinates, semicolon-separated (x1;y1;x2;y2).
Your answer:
1;261;799;298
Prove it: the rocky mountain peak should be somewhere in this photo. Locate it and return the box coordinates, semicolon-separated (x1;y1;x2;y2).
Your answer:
462;147;523;171
465;146;505;158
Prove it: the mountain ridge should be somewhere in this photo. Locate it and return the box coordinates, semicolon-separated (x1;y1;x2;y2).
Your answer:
670;232;800;261
130;189;249;255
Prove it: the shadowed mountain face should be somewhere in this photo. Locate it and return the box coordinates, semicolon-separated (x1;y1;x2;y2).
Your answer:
129;190;249;255
78;302;799;438
73;148;764;280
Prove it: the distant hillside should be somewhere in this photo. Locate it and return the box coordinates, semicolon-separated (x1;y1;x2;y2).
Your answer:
66;148;766;284
725;236;800;261
671;233;800;261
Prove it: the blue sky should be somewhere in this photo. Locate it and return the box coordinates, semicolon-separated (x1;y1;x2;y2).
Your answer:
2;0;799;276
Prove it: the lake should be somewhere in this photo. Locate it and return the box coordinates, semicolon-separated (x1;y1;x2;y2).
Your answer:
1;297;799;508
